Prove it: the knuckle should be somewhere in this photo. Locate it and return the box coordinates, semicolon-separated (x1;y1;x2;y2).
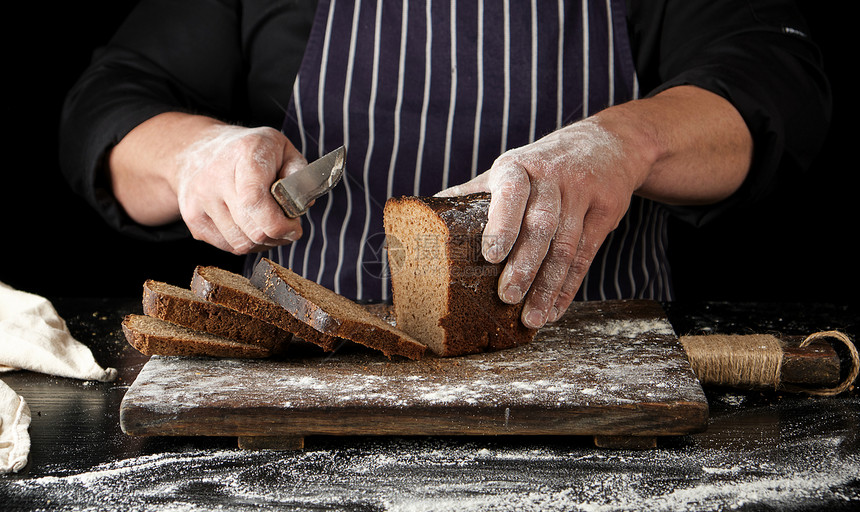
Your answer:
557;270;583;303
506;266;533;286
220;225;253;254
533;257;570;297
489;158;530;190
523;208;558;236
502;264;536;292
568;252;593;282
245;228;269;246
549;235;578;262
590;196;629;226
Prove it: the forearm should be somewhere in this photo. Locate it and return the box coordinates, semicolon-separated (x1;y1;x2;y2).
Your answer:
594;85;753;207
107;112;226;226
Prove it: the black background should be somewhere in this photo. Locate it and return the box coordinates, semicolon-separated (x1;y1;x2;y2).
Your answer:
3;2;855;303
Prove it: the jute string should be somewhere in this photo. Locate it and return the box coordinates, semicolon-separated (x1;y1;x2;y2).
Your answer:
679;330;858;396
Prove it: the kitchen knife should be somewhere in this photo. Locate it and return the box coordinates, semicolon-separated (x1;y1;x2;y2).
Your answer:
271;146;346;217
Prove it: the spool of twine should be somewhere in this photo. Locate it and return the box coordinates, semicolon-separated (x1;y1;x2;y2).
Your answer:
680;330;858;396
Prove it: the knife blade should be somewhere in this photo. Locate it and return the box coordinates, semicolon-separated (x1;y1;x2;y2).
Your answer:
271;146;346;218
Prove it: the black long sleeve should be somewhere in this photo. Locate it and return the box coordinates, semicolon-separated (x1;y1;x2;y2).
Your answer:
627;0;832;225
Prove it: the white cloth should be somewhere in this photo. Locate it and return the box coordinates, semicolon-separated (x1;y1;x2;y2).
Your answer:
0;281;117;473
0;380;29;473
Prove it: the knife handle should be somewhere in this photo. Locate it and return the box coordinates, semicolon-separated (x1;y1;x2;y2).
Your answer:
271;181;306;218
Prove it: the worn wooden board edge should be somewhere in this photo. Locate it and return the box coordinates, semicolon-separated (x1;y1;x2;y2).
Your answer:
120;400;708;438
119;299;709;444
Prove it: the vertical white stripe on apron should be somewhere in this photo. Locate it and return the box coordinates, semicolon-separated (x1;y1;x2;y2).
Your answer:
529;0;538;143
556;0;564;130
287;77;305;271
316;0;346;282
597;231;611;301
470;0;484;179
639;200;652;297
306;0;338;281
355;0;384;300
315;194;336;283
613;207;631;298
386;2;409;201
381;1;411;301
575;0;591;299
501;0;510;154
292;77;307;157
581;0;589;117
413;0;433;196
442;0;458;191
593;0;618;301
605;0;615;106
318;0;336;156
648;202;659;298
333;0;362;295
660;211;673;301
633;73;640;101
301;209;316;278
626;199;644;296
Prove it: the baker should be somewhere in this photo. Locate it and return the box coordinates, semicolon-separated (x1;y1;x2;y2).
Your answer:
59;0;830;329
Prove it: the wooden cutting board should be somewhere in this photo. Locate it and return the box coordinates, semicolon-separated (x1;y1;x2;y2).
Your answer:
119;300;708;449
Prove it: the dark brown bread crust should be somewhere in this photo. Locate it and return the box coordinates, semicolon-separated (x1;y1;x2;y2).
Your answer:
251;258;427;360
142;280;290;350
190;265;342;352
122;314;271;358
385;193;537;356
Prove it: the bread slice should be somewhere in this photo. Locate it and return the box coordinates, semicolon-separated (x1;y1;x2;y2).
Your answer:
250;258;427;360
383;193;537;356
142;279;291;351
122;314;271;358
190;265;342;352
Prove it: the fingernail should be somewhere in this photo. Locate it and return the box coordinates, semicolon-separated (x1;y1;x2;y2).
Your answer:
484;241;501;263
282;230;298;241
524;308;546;329
548;306;561;323
501;284;522;304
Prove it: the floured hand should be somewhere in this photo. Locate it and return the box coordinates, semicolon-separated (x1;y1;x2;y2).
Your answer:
109;112;308;255
173;124;307;254
436;117;651;329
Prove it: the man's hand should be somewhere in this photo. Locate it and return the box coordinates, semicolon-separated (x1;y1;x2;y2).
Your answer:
109;113;307;254
437;118;645;330
437;86;752;329
173;124;307;254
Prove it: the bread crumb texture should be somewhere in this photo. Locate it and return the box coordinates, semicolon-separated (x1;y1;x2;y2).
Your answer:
384;193;536;357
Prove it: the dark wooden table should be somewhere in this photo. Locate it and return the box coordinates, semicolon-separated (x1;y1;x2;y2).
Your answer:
1;298;858;511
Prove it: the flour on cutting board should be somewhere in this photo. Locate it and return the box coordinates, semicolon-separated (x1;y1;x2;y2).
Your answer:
125;310;701;412
581;318;675;338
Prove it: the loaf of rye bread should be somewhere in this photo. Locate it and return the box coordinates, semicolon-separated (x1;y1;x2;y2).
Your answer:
190;265;344;352
122;314;271;358
142;279;292;351
383;192;537;356
250;257;427;360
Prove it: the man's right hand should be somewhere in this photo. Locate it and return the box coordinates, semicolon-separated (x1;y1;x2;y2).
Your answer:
108;113;307;254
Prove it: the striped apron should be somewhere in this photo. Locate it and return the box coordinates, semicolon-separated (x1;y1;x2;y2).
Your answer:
248;0;673;303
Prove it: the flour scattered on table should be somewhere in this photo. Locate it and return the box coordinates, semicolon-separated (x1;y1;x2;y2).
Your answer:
4;421;857;512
